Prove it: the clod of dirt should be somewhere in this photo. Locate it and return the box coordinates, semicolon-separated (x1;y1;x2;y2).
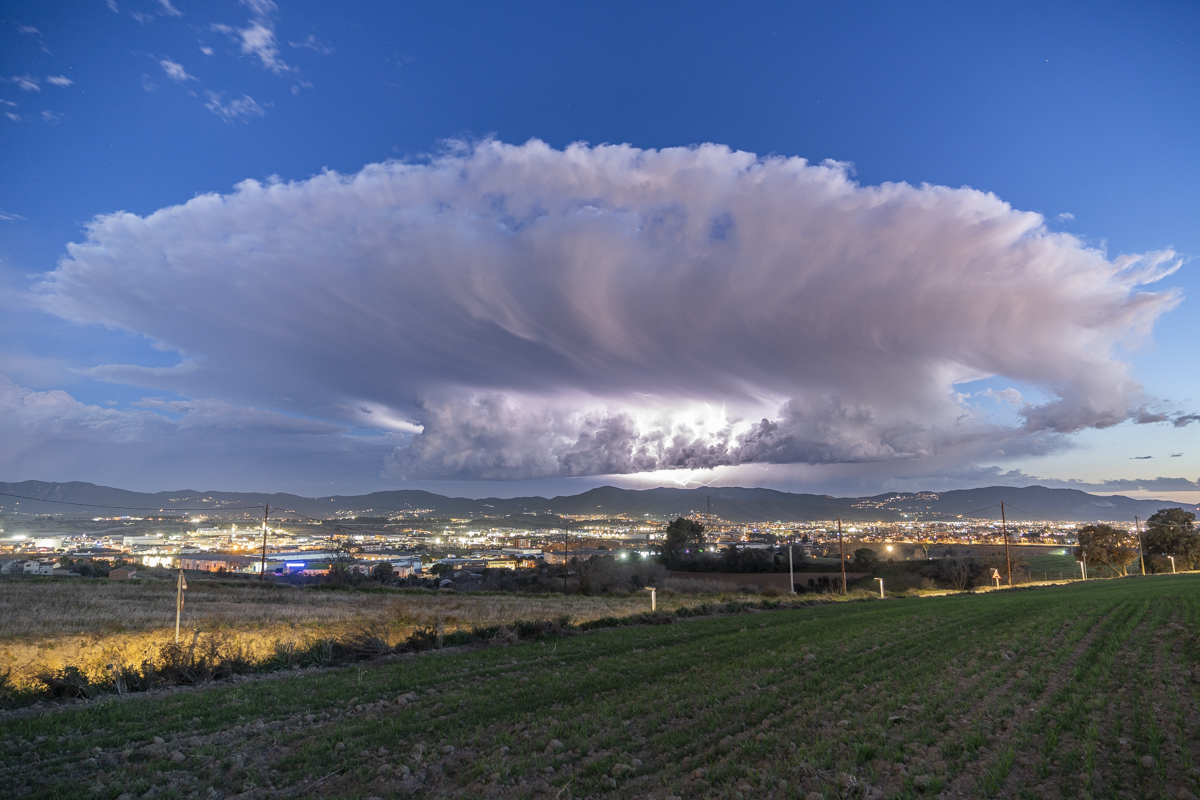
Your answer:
1141;755;1157;769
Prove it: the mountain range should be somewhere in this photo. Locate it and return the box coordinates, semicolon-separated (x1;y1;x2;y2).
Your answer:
1;480;1196;523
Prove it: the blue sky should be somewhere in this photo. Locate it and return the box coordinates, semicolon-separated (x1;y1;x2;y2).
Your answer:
1;0;1198;500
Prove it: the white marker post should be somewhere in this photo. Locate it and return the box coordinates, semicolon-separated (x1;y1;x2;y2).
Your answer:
1169;556;1176;574
875;578;884;599
646;586;656;612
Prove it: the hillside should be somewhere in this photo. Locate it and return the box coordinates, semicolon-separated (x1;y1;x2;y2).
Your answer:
2;480;1195;522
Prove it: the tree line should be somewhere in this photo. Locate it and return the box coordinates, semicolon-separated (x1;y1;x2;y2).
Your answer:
1074;508;1199;576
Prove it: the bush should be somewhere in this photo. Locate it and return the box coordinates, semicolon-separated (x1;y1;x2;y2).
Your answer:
935;557;985;590
853;548;878;569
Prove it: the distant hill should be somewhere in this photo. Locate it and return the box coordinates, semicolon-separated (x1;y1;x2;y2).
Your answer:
1;480;1195;523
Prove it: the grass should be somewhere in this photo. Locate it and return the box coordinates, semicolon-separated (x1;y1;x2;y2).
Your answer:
0;578;752;691
2;576;1199;799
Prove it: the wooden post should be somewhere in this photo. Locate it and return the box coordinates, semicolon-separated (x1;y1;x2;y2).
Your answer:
1001;501;1012;586
838;517;846;595
1135;516;1145;576
788;543;794;594
259;504;270;581
175;567;187;643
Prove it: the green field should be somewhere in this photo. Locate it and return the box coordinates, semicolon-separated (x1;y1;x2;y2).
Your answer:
3;576;1198;799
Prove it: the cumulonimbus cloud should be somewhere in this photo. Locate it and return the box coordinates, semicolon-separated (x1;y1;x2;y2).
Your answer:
36;139;1184;480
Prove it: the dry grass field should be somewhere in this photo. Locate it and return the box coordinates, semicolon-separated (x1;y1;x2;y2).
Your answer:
0;577;727;689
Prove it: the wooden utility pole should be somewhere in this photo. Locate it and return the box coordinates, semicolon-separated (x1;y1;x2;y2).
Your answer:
1135;516;1146;576
788;542;794;594
174;566;187;643
1001;501;1012;586
838;516;847;594
259;503;271;582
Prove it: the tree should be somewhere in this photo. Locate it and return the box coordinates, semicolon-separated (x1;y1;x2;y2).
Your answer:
1073;524;1138;577
661;517;706;566
327;533;363;586
938;557;976;591
1144;508;1200;569
371;561;394;583
852;547;878;568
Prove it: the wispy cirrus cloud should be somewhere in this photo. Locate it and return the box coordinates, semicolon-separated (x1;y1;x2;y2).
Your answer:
211;0;292;75
159;58;195;82
203;91;265;122
11;74;40;91
37;140;1188;481
45;75;72;87
289;34;333;55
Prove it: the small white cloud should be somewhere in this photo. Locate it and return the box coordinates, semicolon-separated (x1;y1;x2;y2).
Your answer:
141;74;159;92
204;91;265;122
106;0;119;13
159;59;195;82
0;99;15;107
1056;212;1075;222
45;75;73;87
12;74;40;91
41;109;63;123
980;388;1024;406
199;45;214;55
4;112;21;122
289;34;334;54
211;0;293;75
17;24;40;34
0;209;27;221
290;79;314;95
157;0;182;16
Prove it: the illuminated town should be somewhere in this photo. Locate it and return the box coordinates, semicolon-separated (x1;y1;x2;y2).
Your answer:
0;505;1091;579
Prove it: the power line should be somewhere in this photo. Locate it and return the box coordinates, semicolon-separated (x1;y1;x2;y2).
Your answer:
957;503;1001;518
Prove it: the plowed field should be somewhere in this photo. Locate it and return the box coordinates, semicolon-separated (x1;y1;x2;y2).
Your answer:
3;575;1198;799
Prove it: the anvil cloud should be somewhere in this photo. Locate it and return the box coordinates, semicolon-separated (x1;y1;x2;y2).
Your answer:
35;140;1182;480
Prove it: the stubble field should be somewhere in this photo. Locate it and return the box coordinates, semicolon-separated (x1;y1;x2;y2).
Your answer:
2;575;1198;799
0;577;716;687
